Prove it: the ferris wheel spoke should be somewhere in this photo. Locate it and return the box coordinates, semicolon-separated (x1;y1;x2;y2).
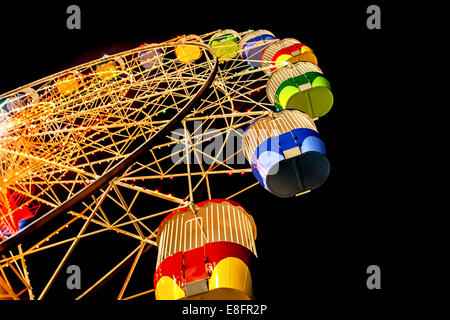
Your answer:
121;288;155;300
116;241;147;300
225;182;261;200
184;121;212;199
111;184;147;239
16;244;34;300
0;266;20;300
83;191;112;226
114;180;187;205
2;251;29;294
14;207;155;259
37;183;114;300
67;210;155;244
75;241;152;300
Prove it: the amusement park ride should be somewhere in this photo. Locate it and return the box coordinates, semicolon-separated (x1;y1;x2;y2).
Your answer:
0;29;333;300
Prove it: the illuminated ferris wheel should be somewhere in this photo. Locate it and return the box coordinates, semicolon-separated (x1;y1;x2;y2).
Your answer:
0;29;333;300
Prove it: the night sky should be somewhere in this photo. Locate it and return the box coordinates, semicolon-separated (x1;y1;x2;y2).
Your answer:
0;0;418;317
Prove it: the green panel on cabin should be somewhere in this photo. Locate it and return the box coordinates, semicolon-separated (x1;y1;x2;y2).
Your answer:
211;35;239;61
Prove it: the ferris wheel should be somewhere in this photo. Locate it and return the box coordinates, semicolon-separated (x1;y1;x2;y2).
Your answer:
0;29;334;300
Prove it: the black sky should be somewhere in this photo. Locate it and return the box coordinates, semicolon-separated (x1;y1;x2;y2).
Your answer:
0;0;419;317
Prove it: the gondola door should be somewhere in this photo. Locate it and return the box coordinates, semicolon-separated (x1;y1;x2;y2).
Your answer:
182;217;208;297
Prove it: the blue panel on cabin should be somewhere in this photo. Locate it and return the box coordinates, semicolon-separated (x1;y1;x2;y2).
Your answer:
242;34;276;67
301;135;326;154
249;127;327;196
